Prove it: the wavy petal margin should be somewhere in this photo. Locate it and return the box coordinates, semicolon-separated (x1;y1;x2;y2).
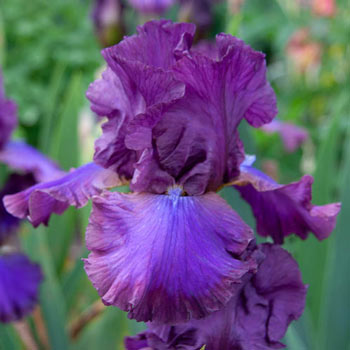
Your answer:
127;34;277;195
3;163;120;227
85;189;255;323
234;160;341;244
129;244;306;350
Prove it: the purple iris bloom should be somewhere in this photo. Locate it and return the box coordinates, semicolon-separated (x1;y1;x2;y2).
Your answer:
0;68;65;323
92;0;125;47
127;0;176;14
3;21;339;330
125;244;307;350
0;252;42;323
0;174;35;243
260;119;309;153
234;156;341;244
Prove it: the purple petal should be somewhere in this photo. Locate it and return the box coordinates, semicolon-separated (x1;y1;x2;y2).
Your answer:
84;189;255;323
125;327;204;350
86;20;194;176
234;162;341;244
0;141;64;182
260;119;309;152
124;332;149;350
128;0;176;15
0;72;17;150
141;244;305;350
0;174;35;243
197;244;307;350
0;253;42;323
129;34;276;195
3;163;120;227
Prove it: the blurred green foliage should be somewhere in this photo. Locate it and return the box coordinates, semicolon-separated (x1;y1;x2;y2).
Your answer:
0;0;349;349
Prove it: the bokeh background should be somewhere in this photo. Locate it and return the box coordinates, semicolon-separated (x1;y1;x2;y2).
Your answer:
0;0;349;349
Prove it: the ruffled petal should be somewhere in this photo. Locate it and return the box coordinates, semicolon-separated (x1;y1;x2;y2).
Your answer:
86;20;193;176
0;174;35;243
198;244;307;350
260;119;309;152
128;34;276;194
0;72;17;150
234;161;341;243
0;141;64;182
128;0;175;14
84;189;255;323
0;253;42;323
141;244;305;350
3;163;120;227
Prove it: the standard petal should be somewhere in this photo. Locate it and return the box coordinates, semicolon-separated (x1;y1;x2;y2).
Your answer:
0;253;42;323
0;72;17;150
3;163;120;227
129;34;275;194
260;119;309;152
0;174;35;243
234;162;341;243
0;141;64;182
84;189;255;323
87;21;193;176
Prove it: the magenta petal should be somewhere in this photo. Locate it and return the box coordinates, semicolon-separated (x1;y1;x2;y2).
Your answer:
84;189;255;323
0;253;42;323
3;163;120;227
0;72;17;150
0;141;64;182
234;162;341;243
261;119;309;152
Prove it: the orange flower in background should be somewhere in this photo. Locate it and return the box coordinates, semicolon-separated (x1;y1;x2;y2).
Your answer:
312;0;336;17
286;28;322;75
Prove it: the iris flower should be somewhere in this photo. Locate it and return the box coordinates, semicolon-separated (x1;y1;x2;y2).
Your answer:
4;21;340;346
0;71;52;322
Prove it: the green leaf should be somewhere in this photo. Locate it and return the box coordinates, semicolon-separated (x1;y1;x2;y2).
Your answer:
39;63;66;152
49;71;82;170
21;225;70;350
285;324;308;350
0;325;22;350
287;92;348;348
72;307;128;350
318;115;350;350
45;72;83;271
